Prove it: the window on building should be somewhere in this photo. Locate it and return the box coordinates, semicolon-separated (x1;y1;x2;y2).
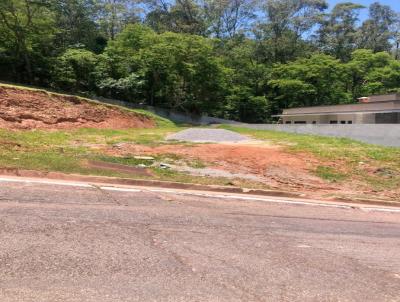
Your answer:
294;121;306;124
347;121;353;124
340;121;346;124
285;121;292;124
330;121;338;124
312;121;317;124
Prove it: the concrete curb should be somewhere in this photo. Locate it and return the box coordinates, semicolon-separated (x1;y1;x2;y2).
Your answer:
0;168;398;208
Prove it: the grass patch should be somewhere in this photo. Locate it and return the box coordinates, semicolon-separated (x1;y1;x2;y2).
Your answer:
0;125;271;189
91;155;155;166
72;127;180;146
221;125;400;162
0;124;180;172
222;125;400;190
315;166;347;182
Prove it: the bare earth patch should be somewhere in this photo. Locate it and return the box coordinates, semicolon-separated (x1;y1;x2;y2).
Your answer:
0;86;155;130
105;142;350;197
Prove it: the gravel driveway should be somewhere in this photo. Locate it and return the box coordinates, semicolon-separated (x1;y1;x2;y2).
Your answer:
167;128;251;143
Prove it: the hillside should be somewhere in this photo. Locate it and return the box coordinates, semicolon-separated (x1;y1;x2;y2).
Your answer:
0;84;398;203
0;84;155;130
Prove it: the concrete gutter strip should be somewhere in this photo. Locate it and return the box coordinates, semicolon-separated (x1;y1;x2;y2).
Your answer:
0;168;398;208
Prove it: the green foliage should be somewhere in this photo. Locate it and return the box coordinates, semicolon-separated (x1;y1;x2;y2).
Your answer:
53;48;98;92
1;0;400;122
101;24;229;114
358;2;397;53
268;54;352;114
317;2;365;61
346;49;400;97
225;87;271;123
0;0;56;83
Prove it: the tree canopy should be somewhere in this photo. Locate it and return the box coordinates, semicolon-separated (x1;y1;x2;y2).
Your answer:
1;0;400;122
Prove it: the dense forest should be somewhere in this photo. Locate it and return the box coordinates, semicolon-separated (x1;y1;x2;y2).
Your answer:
1;0;400;122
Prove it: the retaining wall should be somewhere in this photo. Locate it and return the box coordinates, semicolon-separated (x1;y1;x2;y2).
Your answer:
95;97;400;147
95;97;243;125
241;124;400;147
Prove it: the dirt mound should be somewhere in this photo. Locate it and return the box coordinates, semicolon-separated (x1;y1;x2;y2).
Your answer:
0;86;155;130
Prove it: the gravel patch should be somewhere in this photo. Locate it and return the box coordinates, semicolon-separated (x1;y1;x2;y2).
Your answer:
167;128;251;143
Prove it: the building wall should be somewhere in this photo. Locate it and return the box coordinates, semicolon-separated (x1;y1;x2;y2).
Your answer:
281;112;400;124
282;101;400;116
375;112;400;123
94;96;243;125
92;95;400;146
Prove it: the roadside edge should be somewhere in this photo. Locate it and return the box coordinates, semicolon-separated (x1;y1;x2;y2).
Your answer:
0;168;398;208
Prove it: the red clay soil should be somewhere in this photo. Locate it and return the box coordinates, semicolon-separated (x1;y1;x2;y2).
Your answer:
0;86;155;130
108;143;339;193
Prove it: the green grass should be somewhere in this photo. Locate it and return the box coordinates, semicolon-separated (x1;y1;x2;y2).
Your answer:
1;82;399;193
221;125;400;190
0;126;273;189
0;127;178;168
315;166;347;182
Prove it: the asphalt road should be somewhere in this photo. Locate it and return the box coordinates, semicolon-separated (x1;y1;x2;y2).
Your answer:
0;180;399;302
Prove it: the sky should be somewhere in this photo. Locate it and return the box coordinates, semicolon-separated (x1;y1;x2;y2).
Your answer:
328;0;400;20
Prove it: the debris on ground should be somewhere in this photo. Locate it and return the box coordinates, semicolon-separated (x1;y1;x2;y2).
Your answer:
159;163;172;169
134;156;155;160
105;142;341;194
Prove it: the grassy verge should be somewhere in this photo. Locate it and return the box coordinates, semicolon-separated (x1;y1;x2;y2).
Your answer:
0;82;270;189
0;127;175;172
221;125;400;191
0;127;270;189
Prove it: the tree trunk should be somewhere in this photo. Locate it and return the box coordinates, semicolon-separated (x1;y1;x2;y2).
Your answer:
22;51;33;84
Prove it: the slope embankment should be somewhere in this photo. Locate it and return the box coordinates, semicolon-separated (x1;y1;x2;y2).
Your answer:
0;85;155;130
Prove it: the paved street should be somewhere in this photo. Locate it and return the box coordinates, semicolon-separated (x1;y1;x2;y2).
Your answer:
0;180;399;302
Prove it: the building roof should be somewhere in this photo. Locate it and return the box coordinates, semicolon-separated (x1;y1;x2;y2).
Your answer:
362;93;400;103
278;94;400;117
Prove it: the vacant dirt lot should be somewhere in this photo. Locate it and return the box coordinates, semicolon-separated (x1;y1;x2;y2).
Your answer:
0;85;398;201
106;142;349;196
0;86;154;129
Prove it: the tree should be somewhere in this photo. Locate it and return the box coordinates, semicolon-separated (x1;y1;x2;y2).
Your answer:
53;48;98;92
268;54;352;114
52;0;101;51
139;31;228;112
224;88;271;122
256;0;328;63
316;2;364;61
201;0;257;38
0;0;56;83
357;2;397;53
394;14;400;59
346;49;400;97
145;0;207;35
100;24;229;113
97;0;140;40
94;24;155;99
